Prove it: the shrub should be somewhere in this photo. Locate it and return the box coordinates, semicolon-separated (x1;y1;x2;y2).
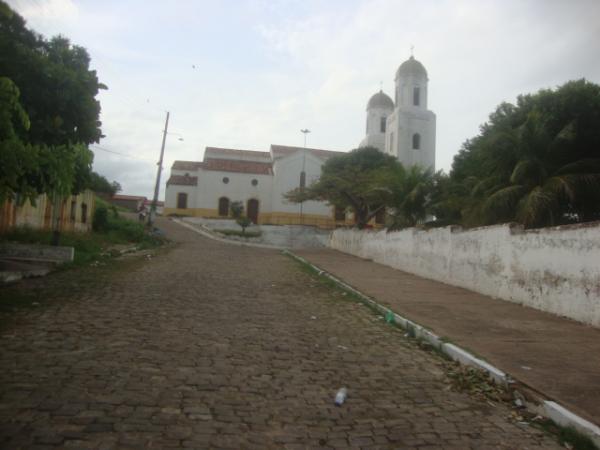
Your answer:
92;205;109;231
236;215;252;235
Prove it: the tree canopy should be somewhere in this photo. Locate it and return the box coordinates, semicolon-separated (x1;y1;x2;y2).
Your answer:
438;79;600;228
285;147;400;228
0;1;106;203
286;80;600;231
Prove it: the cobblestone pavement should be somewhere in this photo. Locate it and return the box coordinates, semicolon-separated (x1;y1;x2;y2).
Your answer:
0;219;562;449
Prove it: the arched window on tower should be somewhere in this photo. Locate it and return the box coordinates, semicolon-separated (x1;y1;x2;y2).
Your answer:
413;87;420;106
412;133;421;150
380;117;386;133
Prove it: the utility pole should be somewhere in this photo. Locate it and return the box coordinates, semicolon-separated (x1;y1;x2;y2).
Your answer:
299;129;310;225
149;111;170;227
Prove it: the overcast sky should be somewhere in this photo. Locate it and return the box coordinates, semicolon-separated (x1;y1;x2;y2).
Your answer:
8;0;600;200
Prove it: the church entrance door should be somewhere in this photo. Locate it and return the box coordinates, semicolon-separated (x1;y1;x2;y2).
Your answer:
247;199;259;224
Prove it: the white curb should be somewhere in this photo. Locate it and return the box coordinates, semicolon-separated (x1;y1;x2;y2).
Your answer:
543;401;600;447
172;218;286;250
284;250;600;446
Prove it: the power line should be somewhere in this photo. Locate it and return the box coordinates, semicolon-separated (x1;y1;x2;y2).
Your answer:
90;144;154;162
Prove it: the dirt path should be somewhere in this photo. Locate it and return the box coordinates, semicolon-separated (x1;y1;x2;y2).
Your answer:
0;218;561;449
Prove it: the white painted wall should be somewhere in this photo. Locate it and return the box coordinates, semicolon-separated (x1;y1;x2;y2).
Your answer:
165;184;197;209
391;108;436;170
396;73;429;109
360;105;393;152
195;169;273;213
271;150;333;216
330;222;600;327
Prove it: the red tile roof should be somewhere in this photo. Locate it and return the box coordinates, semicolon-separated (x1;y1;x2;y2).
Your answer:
270;144;344;160
205;147;271;159
172;160;203;171
167;175;198;186
202;158;272;175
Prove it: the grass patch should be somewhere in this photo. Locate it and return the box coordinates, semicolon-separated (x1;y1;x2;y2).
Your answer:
214;228;262;238
532;419;598;450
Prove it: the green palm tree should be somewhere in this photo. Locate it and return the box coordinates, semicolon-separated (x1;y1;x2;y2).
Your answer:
388;164;434;229
481;112;600;228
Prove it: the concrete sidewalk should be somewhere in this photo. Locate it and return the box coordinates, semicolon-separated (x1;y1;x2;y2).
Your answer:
296;248;600;426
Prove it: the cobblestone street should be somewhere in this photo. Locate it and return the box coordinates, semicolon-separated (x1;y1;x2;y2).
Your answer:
0;219;561;449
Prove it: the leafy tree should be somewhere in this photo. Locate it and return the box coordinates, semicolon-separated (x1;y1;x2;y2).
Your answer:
444;79;600;228
88;172;121;196
229;201;251;235
286;147;398;228
0;1;105;202
388;164;435;229
0;77;39;203
111;181;122;195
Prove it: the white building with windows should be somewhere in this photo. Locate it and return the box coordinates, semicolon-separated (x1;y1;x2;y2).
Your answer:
360;55;436;170
164;56;436;227
164;145;348;228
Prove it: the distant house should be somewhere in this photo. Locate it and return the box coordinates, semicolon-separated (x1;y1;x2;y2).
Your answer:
0;190;95;233
110;194;147;212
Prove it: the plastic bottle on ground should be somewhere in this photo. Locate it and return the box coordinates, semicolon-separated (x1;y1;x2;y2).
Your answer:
334;387;348;406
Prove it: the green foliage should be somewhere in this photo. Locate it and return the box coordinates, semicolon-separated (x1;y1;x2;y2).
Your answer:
92;204;109;231
286;147;399;228
0;1;104;203
1;197;162;266
236;215;252;234
388;164;435;229
227;200;252;234
88;171;120;196
0;77;37;202
229;201;243;219
441;79;600;228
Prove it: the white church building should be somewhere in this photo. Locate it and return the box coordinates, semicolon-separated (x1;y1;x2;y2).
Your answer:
164;56;436;228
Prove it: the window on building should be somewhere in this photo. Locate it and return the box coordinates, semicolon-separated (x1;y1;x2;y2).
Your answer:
334;206;345;221
380;117;386;133
390;132;394;152
218;197;229;216
177;192;188;209
70;200;76;222
222;177;229;184
299;171;306;189
81;203;88;223
413;87;420;106
251;179;258;186
413;133;421;150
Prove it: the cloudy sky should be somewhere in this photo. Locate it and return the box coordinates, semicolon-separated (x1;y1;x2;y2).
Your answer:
8;0;600;199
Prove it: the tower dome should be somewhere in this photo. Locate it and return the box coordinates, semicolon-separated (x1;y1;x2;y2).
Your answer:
395;56;428;80
366;90;394;110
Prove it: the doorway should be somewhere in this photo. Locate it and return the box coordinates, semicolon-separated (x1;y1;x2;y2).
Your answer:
247;199;259;224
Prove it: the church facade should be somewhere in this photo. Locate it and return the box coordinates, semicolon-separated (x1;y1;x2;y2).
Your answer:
163;56;436;227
